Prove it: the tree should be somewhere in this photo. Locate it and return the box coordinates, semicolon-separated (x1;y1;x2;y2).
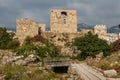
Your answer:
0;27;12;49
72;32;111;60
7;40;20;49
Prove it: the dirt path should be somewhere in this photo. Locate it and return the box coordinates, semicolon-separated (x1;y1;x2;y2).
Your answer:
71;63;106;80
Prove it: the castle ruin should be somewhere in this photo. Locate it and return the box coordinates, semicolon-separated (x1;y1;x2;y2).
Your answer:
16;9;118;45
16;18;45;44
50;9;77;33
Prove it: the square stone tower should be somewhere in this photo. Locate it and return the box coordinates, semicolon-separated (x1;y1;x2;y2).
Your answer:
16;18;46;44
94;25;107;39
50;9;77;33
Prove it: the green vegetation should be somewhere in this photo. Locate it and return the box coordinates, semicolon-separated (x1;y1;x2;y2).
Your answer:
72;32;111;60
24;36;32;45
0;27;20;49
14;36;58;66
111;39;120;52
0;27;12;49
7;40;20;49
0;64;65;80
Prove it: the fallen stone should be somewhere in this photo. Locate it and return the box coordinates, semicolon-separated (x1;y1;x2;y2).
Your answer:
13;55;24;61
15;60;27;66
25;54;38;63
103;69;117;77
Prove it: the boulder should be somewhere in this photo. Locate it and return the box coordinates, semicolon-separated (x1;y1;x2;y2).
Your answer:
25;54;38;63
13;55;24;61
95;52;103;62
15;59;27;66
1;56;14;65
103;69;117;77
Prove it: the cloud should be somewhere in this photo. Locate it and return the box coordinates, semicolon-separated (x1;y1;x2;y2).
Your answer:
0;0;120;29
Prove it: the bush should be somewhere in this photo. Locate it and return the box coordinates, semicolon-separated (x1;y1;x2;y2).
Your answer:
112;39;120;52
7;40;20;49
14;44;36;56
0;27;13;49
4;72;12;80
24;36;32;45
32;34;46;42
72;32;111;60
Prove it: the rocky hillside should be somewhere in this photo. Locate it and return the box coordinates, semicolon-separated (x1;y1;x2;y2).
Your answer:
108;26;120;33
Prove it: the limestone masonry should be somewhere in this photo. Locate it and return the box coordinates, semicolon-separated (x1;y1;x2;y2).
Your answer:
16;18;45;44
50;9;77;33
16;9;118;45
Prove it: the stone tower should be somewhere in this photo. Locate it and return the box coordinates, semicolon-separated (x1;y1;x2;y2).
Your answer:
16;18;46;44
94;25;107;39
50;9;77;33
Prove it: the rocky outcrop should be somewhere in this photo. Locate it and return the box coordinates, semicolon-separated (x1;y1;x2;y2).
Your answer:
0;50;39;66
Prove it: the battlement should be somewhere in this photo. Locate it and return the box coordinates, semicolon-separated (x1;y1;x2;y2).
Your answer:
94;25;107;35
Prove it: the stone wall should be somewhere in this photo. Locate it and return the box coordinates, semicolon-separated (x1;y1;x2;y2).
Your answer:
50;9;77;33
93;25;107;39
16;18;46;44
93;25;118;43
42;32;84;46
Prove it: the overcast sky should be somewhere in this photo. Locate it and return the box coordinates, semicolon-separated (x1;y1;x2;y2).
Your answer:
0;0;120;29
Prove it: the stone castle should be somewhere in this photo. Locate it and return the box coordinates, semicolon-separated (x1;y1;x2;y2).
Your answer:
16;9;118;45
16;18;46;44
50;10;77;33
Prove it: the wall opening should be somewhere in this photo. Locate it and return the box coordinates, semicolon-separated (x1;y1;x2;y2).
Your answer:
63;19;66;24
61;12;67;24
38;27;41;35
52;66;68;73
61;12;67;17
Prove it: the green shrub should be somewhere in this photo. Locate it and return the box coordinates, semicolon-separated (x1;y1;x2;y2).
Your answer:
4;72;12;80
24;36;32;45
0;27;13;49
14;44;36;56
32;34;46;42
112;39;120;52
7;40;20;49
72;32;111;60
34;70;43;74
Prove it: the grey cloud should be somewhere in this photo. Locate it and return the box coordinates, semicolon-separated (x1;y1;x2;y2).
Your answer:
0;0;120;29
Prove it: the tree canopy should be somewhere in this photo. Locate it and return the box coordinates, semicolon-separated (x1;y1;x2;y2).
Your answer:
0;27;12;49
0;27;19;49
72;32;111;59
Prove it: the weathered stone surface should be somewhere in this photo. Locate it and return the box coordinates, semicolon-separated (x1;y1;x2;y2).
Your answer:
95;52;103;62
1;54;14;65
50;9;77;33
13;55;24;61
103;69;117;77
15;59;27;66
16;18;46;44
69;63;106;80
25;54;39;63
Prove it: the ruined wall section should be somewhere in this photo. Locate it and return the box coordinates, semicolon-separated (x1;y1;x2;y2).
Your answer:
16;18;46;44
50;9;77;33
41;32;84;47
93;25;107;39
